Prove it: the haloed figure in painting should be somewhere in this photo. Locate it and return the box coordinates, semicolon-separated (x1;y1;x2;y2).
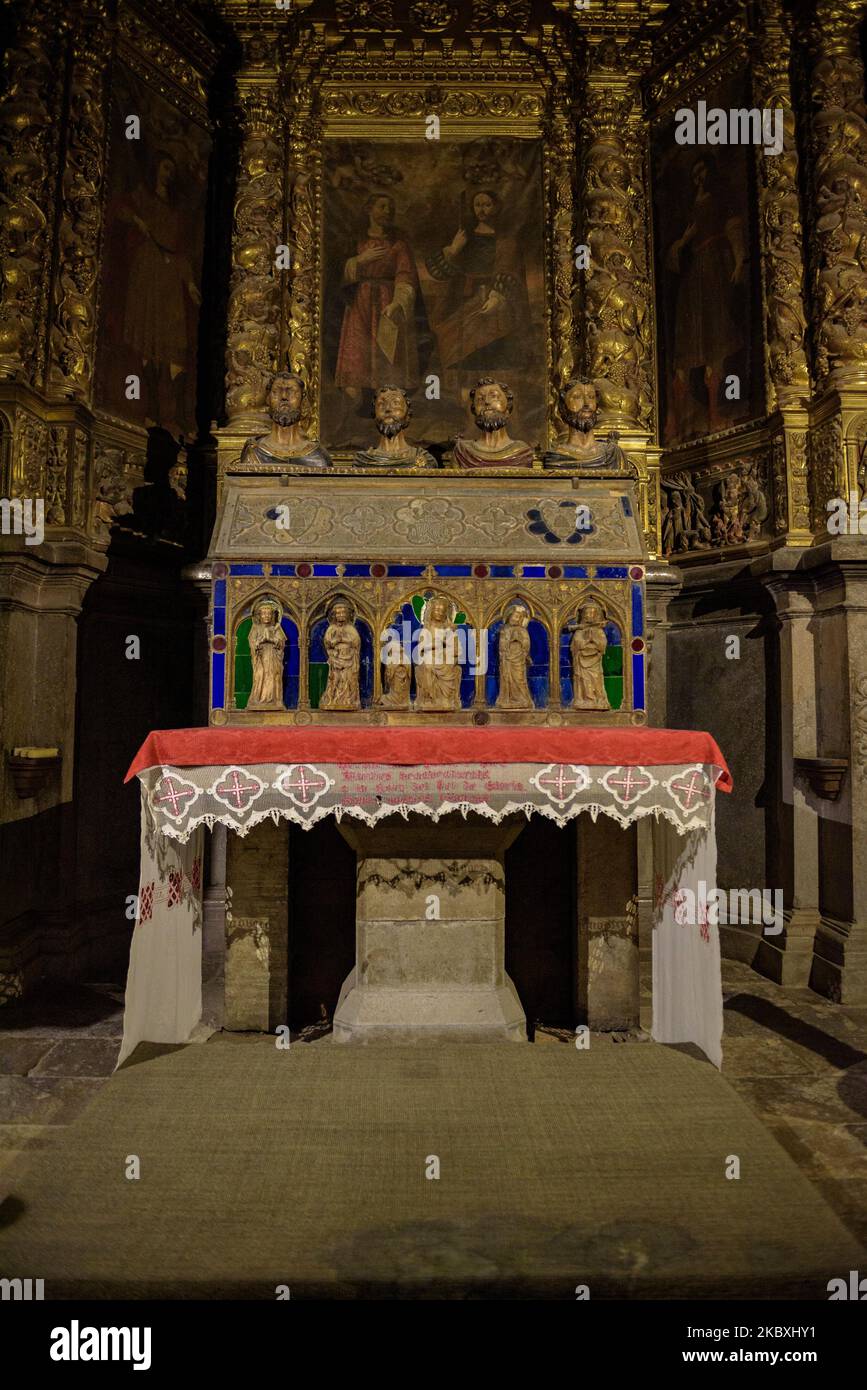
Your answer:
335;193;428;405
665;154;746;441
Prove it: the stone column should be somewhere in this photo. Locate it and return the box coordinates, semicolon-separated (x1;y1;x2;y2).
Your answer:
333;814;526;1043
577;814;639;1030
224;819;289;1031
755;559;821;986
807;541;867;1002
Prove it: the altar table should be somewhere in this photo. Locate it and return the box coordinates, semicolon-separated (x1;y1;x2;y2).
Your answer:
120;727;731;1066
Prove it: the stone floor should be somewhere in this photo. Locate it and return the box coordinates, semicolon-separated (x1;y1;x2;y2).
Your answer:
1;959;866;1251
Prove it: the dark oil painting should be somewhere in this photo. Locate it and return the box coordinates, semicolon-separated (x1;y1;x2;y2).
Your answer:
652;67;764;447
320;137;547;451
95;62;210;441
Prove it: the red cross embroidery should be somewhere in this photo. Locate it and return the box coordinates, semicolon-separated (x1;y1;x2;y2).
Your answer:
190;858;201;892
606;768;653;804
698;903;710;943
214;769;261;810
167;871;182;908
670;769;709;810
536;764;586;805
280;764;327;805
154;776;197;818
139;884;154;922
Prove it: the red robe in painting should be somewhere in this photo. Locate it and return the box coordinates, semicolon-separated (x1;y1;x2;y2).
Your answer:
335;234;420;390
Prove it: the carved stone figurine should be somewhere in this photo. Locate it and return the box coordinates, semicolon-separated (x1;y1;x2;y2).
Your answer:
496;604;533;710
380;660;411;709
240;371;332;472
543;377;626;469
451;378;534;468
248;599;286;711
571;602;609;711
319;600;361;711
414;596;462;711
354;385;437;468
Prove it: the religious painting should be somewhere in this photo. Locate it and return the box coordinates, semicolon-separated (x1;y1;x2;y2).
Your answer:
94;62;210;441
321;138;547;452
651;67;764;447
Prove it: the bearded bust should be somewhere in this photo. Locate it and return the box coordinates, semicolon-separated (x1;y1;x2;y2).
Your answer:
239;371;332;472
449;377;535;469
543;377;626;470
354;385;436;468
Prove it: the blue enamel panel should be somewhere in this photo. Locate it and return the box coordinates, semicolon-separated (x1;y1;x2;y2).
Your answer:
214;579;226;606
621;495;633;517
229;564;263;576
632;583;644;637
312;564;339;577
490;565;514;577
632;652;645;708
434;565;472;577
211;652;225;709
521;565;546;577
594;566;628;579
388;564;427;576
213;607;226;637
343;564;372;577
271;564;296;576
563;566;588;579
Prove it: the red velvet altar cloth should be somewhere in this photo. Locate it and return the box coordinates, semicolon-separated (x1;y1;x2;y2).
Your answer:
126;726;732;791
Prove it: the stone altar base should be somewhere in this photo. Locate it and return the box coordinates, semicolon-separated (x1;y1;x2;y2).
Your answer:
333;814;527;1043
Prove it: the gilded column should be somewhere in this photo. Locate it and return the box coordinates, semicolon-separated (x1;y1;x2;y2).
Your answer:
803;0;867;388
543;101;579;432
284;83;322;437
47;0;112;401
579;40;654;437
752;0;812;545
224;61;285;426
0;2;63;385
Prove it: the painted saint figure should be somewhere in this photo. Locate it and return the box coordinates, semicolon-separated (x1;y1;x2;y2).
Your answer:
116;151;201;433
319;601;361;711
248;600;286;711
571;603;609;711
426;189;530;373
665;156;746;440
496;605;533;710
335;194;423;400
414;596;462;711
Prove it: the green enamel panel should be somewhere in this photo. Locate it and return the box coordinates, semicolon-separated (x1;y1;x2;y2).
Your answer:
235;618;253;710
